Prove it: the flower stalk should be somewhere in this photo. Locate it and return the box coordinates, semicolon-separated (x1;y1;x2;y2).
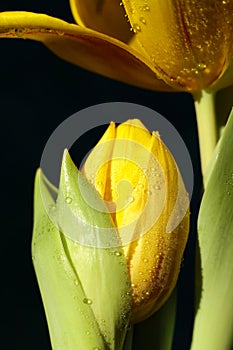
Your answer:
194;91;218;176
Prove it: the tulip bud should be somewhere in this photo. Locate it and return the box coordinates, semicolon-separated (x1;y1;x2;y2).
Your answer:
82;119;190;323
32;118;190;350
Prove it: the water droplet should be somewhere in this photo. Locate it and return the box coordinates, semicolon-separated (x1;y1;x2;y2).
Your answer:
146;189;153;195
131;23;141;33
197;62;207;71
56;30;64;36
83;298;92;305
14;28;24;37
139;17;146;24
93;347;101;350
114;250;122;257
150;54;156;63
143;258;148;263
45;28;52;33
49;204;56;211
127;195;134;203
59;254;66;262
74;279;79;286
194;69;199;75
142;5;150;11
65;196;72;204
119;1;123;6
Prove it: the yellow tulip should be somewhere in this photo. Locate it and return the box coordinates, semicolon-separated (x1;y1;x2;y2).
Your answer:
0;1;233;92
82;119;190;323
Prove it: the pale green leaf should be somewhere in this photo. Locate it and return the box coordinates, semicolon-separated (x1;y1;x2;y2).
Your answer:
32;169;106;349
56;150;132;349
191;109;233;350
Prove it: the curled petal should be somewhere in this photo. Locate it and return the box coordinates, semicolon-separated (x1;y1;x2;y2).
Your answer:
70;0;133;43
0;11;174;91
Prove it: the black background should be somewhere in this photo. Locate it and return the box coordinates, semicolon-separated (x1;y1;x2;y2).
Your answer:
0;2;201;349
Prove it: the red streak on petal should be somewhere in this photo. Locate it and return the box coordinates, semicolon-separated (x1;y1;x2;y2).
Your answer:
176;0;192;48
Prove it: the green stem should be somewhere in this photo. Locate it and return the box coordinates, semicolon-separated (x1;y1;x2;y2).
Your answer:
123;326;134;350
193;90;218;176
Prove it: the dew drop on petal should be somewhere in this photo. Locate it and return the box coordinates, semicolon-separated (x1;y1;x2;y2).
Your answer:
131;23;141;33
128;195;135;203
14;28;24;37
197;62;207;71
142;5;150;11
139;17;146;24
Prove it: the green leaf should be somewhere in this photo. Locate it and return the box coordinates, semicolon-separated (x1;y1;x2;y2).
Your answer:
191;109;233;350
56;150;131;349
32;150;131;350
32;169;106;349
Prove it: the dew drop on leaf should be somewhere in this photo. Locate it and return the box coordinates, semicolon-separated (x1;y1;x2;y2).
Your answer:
65;196;72;204
114;251;122;257
83;298;93;305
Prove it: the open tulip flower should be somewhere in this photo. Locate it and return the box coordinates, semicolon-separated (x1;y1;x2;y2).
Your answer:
0;1;233;93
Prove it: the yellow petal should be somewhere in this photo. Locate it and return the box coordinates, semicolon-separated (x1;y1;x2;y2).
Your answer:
122;0;233;91
209;53;233;92
83;120;190;323
70;0;133;43
126;131;189;323
82;119;152;229
0;11;174;91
